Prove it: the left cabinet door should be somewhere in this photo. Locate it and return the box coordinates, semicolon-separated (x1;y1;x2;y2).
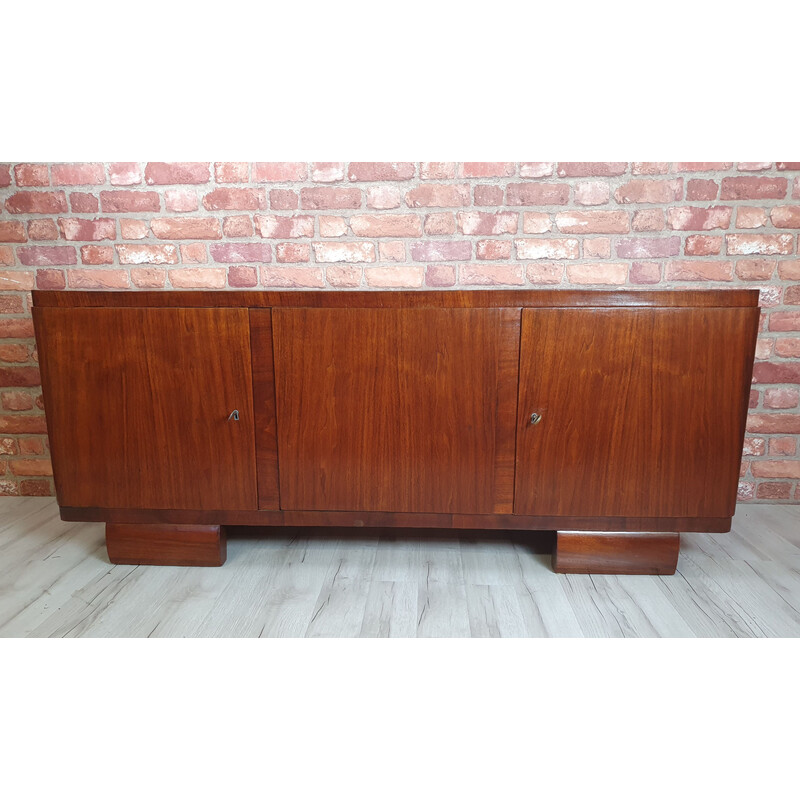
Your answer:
33;306;258;511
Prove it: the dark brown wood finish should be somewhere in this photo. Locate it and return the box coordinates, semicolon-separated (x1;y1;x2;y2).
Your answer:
272;307;521;513
514;307;760;519
553;532;680;575
33;307;258;511
106;523;227;567
249;309;280;509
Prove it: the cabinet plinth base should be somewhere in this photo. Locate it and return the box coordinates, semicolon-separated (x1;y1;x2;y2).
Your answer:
553;531;680;575
106;523;226;567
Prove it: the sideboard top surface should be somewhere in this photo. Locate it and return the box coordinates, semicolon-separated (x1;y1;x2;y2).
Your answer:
32;289;760;309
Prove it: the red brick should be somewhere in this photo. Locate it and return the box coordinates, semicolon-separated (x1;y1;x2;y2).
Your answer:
227;266;258;287
747;413;800;433
632;209;664;232
214;162;249;183
18;479;51;496
378;242;405;262
735;259;774;280
738;163;772;171
35;269;65;290
58;218;115;241
0;221;26;242
556;162;626;177
253;162;307;182
778;260;800;280
574;182;610;206
80;245;114;265
756;481;792;499
100;190;160;213
209;243;272;263
131;268;166;288
17;246;76;266
751;460;800;478
144;162;210;185
474;184;504;206
775;338;800;357
752;363;800;383
9;459;53;477
350;214;422;237
749;390;760;408
222;216;254;237
203;187;266;211
51;163;104;185
507;183;569;206
348;162;415;181
736;207;768;229
769;312;800;331
764;388;800;409
0;344;29;363
771;206;800;228
120;219;149;240
457;211;517;236
685;179;718;201
631;162;670;175
270;189;299;210
0;271;34;291
151;217;221;240
27;219;59;241
276;244;311;263
721;177;788;200
420;163;456;180
319;217;348;237
516;238;579;260
759;286;782;308
364;266;424;288
616;237;680;258
327;265;363;287
777;163;800;170
14;164;49;186
519;162;554;178
405;184;470;208
313;242;376;263
301;187;361;209
667;206;732;231
769;437;796;455
726;234;794;255
425;265;456;287
0;366;41;387
0;165;11;187
180;244;207;264
628;262;660;284
566;263;627;285
409;241;472;262
685;235;722;256
742;437;766;456
522;212;551;234
424;213;455;236
366;186;402;210
108;162;142;185
18;437;45;455
477;240;512;260
460;162;515;178
5;191;67;214
169;268;226;288
0;248;13;267
70;192;99;212
461;264;524;285
311;163;345;183
165;189;199;212
584;238;611;258
614;179;683;204
261;267;325;288
0;414;47;433
67;269;129;289
116;244;179;265
556;210;629;234
254;215;314;239
0;437;17;455
1;390;33;410
665;260;734;281
677;162;734;171
526;263;564;284
794;178;800;200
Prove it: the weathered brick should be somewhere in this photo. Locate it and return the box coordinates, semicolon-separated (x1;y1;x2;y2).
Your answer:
677;162;733;171
519;162;554;178
348;162;415;181
686;179;719;201
507;183;569;206
254;215;314;239
515;238;579;260
409;241;472;262
8;458;53;476
253;163;308;182
0;414;47;433
777;163;800;170
35;269;66;290
405;184;470;208
764;388;800;409
756;481;792;499
738;163;772;171
474;184;504;206
5;191;68;214
270;190;298;210
632;209;665;231
574;182;610;206
222;216;254;237
631;162;670;175
0;248;12;266
460;162;515;178
19;479;53;497
108;162;142;185
169;268;226;288
424;213;455;236
27;219;59;241
778;260;800;280
759;286;782;308
14;164;49;186
629;262;661;284
327;265;363;287
51;163;104;185
788;286;800;304
735;259;774;280
378;242;405;262
350;214;422;237
18;437;45;454
0;345;29;364
685;235;722;256
276;243;311;263
522;212;551;234
751;460;800;478
0;437;17;455
614;179;683;204
165;189;199;212
17;246;77;266
584;238;611;258
420;163;457;180
476;240;512;260
100;190;160;213
0;271;34;291
769;312;800;331
752;362;800;383
261;267;325;288
775;337;800;357
736;207;768;229
365;266;424;288
556;210;629;234
743;437;766;456
526;263;564;284
457;211;517;235
209;243;272;263
666;206;732;231
203;187;266;211
747;413;800;433
721;177;788;200
67;269;130;289
726;234;793;255
214;162;249;183
366;186;403;210
80;245;114;265
665;260;733;281
70;192;99;212
311;163;345;183
313;242;376;263
131;267;166;288
615;237;680;258
425;265;456;287
566;263;627;285
319;216;348;237
556;162;626;177
145;162;210;185
180;244;207;264
151;217;222;240
769;437;796;455
0;165;11;187
770;206;800;228
0;221;26;242
227;266;258;287
58;218;116;241
301;187;361;209
460;264;524;285
120;219;149;240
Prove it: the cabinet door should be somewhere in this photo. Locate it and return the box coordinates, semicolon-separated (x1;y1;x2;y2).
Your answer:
34;307;258;510
515;307;759;519
272;307;520;513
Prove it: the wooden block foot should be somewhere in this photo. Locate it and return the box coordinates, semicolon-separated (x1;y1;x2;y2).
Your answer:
553;531;679;575
106;523;227;567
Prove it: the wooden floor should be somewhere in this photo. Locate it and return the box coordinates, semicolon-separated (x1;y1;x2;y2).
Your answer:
1;497;799;637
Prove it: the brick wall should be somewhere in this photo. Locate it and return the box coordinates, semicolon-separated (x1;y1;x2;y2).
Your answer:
1;161;799;501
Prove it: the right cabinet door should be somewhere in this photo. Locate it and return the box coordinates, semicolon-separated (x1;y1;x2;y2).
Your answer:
514;306;759;519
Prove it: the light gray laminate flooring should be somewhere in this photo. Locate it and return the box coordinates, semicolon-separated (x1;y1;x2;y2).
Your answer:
1;498;798;637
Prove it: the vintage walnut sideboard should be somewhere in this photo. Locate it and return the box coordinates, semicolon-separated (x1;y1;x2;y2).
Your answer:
31;289;760;574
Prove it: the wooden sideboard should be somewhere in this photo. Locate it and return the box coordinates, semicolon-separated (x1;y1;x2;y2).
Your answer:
32;289;760;574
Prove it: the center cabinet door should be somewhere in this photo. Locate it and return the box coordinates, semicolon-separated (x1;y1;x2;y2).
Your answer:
269;307;521;513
